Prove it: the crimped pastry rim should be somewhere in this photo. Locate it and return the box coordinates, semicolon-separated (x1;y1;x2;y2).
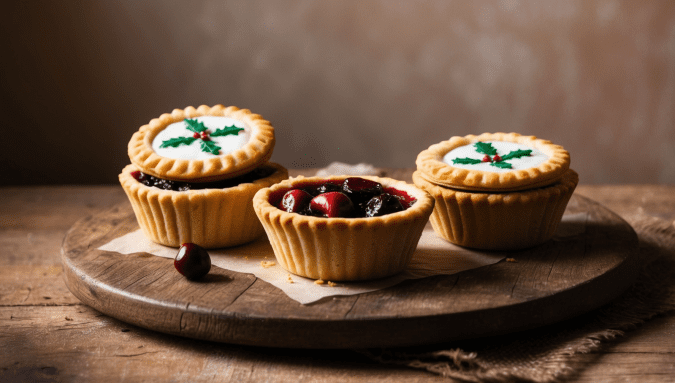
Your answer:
119;162;289;198
128;105;275;182
252;175;435;228
416;132;570;192
412;168;579;200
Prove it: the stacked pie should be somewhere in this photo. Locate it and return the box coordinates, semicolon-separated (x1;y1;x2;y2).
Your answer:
119;105;288;248
414;132;578;250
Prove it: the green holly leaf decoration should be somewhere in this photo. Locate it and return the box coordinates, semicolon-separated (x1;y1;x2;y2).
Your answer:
474;142;497;155
160;136;197;148
501;149;532;161
211;125;244;137
200;140;221;155
491;161;513;169
453;157;483;165
184;118;208;133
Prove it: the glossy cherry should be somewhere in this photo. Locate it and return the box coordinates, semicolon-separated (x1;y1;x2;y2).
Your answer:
130;170;150;185
342;177;383;205
365;193;405;217
174;243;211;280
280;189;313;213
310;192;356;218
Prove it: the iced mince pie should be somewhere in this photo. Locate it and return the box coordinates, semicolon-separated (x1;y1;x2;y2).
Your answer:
119;105;288;248
414;132;578;250
253;176;434;281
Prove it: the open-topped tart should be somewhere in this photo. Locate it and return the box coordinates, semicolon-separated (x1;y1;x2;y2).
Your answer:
253;176;434;281
414;133;578;250
119;105;288;248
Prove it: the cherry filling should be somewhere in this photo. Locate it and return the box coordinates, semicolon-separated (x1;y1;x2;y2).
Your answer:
276;177;416;218
280;189;314;214
130;166;276;191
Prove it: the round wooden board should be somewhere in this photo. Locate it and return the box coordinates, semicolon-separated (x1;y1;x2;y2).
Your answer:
61;194;639;349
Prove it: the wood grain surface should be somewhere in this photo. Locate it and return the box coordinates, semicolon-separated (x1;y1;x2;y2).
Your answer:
60;192;639;349
2;177;675;382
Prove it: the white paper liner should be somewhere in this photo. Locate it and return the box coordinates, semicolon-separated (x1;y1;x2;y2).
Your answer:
97;213;588;304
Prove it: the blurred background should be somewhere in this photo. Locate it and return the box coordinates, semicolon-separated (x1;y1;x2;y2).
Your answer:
1;0;674;186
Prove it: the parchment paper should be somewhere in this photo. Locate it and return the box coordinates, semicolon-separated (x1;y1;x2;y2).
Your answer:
97;213;587;304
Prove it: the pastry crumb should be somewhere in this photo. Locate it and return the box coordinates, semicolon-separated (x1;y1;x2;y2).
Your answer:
65;316;73;321
314;279;325;285
506;258;517;263
287;274;294;283
327;281;337;287
260;261;276;268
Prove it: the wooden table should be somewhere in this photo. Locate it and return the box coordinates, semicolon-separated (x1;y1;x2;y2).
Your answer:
2;169;675;382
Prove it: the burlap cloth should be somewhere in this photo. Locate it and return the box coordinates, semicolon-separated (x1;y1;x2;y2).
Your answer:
359;215;675;382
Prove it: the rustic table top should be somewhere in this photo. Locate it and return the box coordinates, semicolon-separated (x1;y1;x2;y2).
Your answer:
2;168;675;382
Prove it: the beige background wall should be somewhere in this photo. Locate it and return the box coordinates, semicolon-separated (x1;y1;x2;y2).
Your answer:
1;0;674;185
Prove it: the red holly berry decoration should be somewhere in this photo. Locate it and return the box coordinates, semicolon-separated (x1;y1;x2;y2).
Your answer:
160;119;244;155
493;154;502;162
482;155;492;163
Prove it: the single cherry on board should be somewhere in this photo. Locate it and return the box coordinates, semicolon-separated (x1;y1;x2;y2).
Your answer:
174;243;211;280
280;189;313;213
310;192;356;218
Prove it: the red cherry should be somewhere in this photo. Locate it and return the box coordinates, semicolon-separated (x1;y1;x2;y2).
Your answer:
482;155;492;163
342;177;383;205
310;192;356;218
279;189;313;213
174;243;211;280
493;154;502;162
130;170;142;180
193;132;200;138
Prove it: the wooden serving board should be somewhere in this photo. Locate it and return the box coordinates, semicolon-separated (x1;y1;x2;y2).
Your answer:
61;194;639;349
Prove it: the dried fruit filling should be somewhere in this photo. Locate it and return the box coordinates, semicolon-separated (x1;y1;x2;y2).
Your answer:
276;177;417;218
130;166;276;191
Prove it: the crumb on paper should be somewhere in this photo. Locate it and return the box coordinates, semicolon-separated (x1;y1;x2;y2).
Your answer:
327;281;337;287
314;279;325;285
260;261;276;268
287;274;294;283
506;258;517;263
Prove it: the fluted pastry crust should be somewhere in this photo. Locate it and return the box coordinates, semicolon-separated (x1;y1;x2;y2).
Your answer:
128;105;275;182
416;132;570;192
412;169;578;250
119;162;288;248
253;176;435;281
